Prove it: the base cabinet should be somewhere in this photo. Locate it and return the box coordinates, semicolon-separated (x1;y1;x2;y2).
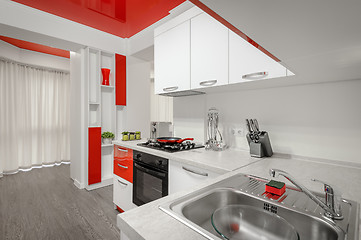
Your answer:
169;160;221;195
113;174;137;212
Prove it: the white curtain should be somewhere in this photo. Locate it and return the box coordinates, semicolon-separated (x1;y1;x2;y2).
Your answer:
0;59;70;175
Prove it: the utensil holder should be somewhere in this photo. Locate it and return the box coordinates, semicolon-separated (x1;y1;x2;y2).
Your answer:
246;131;273;157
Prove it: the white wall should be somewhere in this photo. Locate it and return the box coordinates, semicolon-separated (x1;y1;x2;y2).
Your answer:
174;79;361;164
0;40;70;71
150;79;173;123
173;94;205;143
117;56;151;139
69;50;85;188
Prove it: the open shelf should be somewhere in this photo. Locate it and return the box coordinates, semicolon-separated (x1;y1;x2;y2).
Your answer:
102;144;114;147
101;85;115;89
89;104;101;126
88;49;100;103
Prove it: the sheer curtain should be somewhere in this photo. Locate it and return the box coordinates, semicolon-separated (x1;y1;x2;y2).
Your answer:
0;58;70;175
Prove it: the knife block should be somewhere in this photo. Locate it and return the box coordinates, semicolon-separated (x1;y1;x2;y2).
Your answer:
250;142;264;158
246;131;273;158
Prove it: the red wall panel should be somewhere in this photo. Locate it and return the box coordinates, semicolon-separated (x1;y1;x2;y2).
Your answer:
115;54;126;106
88;127;101;185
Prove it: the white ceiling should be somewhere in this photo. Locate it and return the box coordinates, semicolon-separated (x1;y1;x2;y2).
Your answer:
200;0;361;85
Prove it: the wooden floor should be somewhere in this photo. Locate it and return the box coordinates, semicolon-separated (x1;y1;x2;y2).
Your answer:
0;164;120;240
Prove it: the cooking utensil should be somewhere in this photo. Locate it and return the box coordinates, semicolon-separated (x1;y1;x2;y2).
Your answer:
157;137;194;144
206;108;228;151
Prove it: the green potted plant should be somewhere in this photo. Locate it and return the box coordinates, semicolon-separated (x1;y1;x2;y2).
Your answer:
121;131;129;141
129;132;135;140
101;131;114;144
135;131;141;140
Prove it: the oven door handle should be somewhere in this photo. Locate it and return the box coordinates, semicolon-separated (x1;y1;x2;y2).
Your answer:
134;163;166;178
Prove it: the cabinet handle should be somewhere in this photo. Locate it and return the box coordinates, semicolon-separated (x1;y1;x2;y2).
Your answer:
182;166;208;177
117;164;128;169
117;179;128;186
117;148;128;152
163;86;179;92
242;71;268;80
199;80;217;86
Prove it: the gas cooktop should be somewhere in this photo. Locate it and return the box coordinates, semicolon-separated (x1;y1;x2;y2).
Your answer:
137;140;204;153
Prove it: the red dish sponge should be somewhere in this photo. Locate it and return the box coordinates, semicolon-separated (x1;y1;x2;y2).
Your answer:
266;180;286;196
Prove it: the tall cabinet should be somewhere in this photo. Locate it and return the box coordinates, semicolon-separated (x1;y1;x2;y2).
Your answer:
86;47;117;190
70;48;126;190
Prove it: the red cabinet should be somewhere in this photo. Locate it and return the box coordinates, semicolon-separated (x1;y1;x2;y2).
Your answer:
88;127;101;185
115;54;126;106
114;145;133;183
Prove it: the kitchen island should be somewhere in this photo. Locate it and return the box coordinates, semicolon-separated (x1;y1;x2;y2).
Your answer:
113;140;361;240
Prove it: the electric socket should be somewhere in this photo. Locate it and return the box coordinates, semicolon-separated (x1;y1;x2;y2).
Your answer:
231;128;244;137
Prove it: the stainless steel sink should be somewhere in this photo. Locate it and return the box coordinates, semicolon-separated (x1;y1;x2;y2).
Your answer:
159;174;360;240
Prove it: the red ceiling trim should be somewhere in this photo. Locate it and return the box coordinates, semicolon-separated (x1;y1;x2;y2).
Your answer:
189;0;280;62
0;35;70;58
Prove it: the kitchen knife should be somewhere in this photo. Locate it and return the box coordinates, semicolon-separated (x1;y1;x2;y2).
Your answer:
253;119;260;133
246;119;254;143
249;119;255;132
250;119;260;143
246;119;252;133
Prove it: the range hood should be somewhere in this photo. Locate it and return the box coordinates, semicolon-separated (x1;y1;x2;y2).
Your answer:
159;90;205;97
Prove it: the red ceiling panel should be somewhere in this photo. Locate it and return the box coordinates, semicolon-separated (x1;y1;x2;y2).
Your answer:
0;35;70;58
10;0;186;38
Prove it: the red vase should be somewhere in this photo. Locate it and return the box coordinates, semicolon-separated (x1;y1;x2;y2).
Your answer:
101;68;111;86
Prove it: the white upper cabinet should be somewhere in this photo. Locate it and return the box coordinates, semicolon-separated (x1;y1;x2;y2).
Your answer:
229;30;287;84
154;20;191;94
191;13;229;89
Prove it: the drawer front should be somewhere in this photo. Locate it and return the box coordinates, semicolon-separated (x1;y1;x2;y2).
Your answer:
114;158;133;183
114;145;133;160
113;175;135;212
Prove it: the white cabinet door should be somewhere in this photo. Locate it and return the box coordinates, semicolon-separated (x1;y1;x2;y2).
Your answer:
154;21;191;94
169;160;221;195
229;30;287;84
113;175;137;212
191;13;228;89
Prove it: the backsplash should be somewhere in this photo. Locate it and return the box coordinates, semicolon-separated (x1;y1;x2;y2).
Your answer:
174;79;361;164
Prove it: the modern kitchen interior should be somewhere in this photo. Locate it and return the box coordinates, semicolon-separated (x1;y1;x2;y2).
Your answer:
0;0;361;239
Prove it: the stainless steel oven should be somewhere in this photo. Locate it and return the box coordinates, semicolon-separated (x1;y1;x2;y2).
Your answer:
133;150;168;206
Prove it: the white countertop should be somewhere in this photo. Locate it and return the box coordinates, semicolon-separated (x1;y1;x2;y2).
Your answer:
112;140;264;174
114;140;361;240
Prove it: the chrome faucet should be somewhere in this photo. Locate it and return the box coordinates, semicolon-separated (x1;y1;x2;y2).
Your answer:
269;169;343;220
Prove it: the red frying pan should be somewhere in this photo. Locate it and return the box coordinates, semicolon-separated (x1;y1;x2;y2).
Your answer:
157;137;194;144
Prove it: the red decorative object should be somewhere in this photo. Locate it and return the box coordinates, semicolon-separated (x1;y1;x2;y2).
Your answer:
101;68;110;86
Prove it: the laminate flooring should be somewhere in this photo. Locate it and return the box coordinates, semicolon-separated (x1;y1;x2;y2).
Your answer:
0;164;120;240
